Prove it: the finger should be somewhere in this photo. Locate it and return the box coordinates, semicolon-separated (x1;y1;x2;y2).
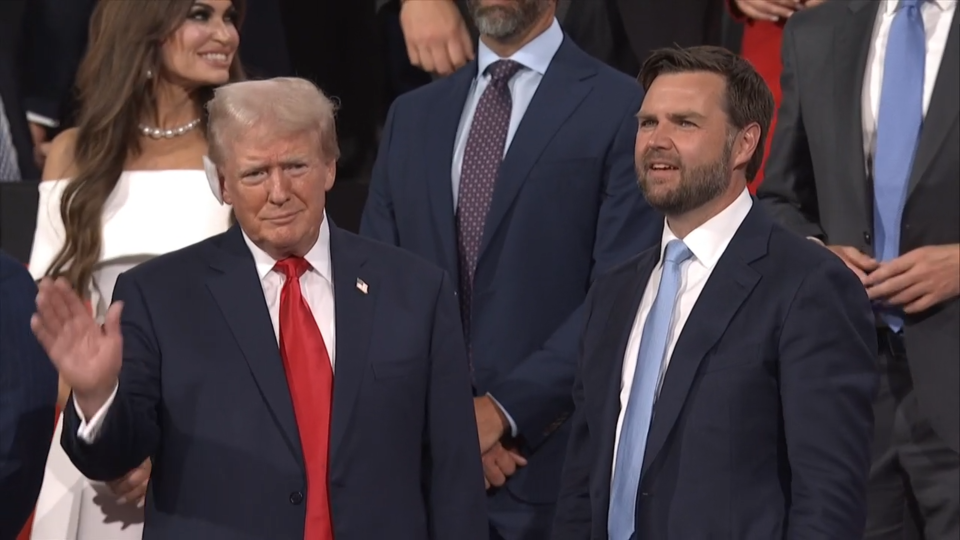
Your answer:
459;25;475;61
842;262;868;285
405;39;422;70
430;46;454;76
445;39;467;74
904;294;936;314
841;248;879;273
484;477;491;489
104;301;124;338
57;278;93;324
507;450;528;467
759;0;800;18
884;282;927;307
417;45;436;74
111;468;150;502
496;456;517;477
36;280;68;332
30;314;57;354
483;461;506;487
866;271;915;300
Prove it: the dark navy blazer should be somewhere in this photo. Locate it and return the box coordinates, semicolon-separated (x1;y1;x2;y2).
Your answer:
60;225;488;540
361;35;660;505
553;205;879;539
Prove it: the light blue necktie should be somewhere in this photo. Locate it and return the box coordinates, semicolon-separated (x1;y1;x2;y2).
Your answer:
609;239;693;540
0;96;22;182
873;0;926;331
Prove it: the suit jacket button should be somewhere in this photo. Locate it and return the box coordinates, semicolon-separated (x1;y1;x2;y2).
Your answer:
863;231;872;244
290;491;304;505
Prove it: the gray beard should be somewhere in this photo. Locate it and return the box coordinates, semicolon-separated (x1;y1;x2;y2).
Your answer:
470;0;548;41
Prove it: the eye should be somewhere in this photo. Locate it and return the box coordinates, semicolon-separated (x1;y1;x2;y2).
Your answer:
639;119;656;128
679;120;697;128
188;8;211;22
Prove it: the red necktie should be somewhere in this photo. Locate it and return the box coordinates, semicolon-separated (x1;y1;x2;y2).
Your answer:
275;257;335;540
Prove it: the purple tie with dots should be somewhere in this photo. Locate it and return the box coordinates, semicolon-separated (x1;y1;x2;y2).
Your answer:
456;59;523;354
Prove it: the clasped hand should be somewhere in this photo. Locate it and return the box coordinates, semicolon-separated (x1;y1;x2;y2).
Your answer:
828;244;960;313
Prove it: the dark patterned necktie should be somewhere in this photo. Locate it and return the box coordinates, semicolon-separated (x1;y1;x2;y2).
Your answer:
456;59;523;349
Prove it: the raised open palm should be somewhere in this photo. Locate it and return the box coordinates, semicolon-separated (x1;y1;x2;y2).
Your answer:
31;277;124;400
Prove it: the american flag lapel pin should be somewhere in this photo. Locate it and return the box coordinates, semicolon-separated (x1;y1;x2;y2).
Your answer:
356;278;368;294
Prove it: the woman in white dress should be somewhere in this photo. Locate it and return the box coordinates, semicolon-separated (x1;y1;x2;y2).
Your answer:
26;1;244;538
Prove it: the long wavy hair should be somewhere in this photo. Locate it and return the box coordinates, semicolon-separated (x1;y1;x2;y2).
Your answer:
45;0;246;294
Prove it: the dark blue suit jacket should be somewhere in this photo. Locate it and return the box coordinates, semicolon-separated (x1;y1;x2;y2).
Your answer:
553;205;879;539
0;250;57;540
361;35;660;504
60;225;488;540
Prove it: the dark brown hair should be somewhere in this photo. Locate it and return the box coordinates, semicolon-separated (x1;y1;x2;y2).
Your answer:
46;0;246;295
638;46;774;181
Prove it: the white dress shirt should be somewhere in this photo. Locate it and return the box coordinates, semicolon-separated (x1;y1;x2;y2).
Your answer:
610;189;753;480
449;17;564;206
451;19;563;436
75;214;337;442
861;0;956;170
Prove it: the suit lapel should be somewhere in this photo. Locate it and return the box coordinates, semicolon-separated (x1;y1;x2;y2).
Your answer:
206;226;303;463
425;67;477;279
640;206;768;476
591;252;658;483
476;38;597;263
327;225;378;467
833;0;879;233
907;12;960;198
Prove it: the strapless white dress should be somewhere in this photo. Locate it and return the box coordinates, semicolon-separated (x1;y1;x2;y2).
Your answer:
28;170;232;540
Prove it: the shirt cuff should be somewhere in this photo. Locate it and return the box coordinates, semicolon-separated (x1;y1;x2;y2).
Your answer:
74;384;119;443
26;112;59;129
486;393;518;438
807;236;825;246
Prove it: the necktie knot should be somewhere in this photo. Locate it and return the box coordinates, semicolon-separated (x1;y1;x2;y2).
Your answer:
898;0;923;10
663;240;693;266
485;60;523;86
274;256;311;279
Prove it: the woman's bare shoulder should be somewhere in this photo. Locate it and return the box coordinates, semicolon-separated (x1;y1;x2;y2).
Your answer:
42;128;80;181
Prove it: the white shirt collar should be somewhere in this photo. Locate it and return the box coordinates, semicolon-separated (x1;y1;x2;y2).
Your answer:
660;188;753;270
242;211;332;283
476;17;563;78
881;0;955;15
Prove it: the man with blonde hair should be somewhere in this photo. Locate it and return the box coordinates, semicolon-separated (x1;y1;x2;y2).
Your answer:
31;77;488;540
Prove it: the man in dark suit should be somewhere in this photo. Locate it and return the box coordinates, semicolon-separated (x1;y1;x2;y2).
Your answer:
361;1;660;537
0;250;58;540
0;0;96;179
553;46;878;539
757;2;959;538
563;0;724;76
31;78;487;540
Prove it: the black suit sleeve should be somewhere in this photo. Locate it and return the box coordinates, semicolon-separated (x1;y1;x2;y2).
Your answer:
60;271;162;482
0;253;58;540
780;257;878;538
424;270;488;540
756;21;826;240
359;99;401;245
552;285;599;540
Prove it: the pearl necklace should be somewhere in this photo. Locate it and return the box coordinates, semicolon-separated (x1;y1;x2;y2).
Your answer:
138;118;201;139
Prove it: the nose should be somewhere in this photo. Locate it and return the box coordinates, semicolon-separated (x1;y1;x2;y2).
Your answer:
644;124;674;151
265;169;293;204
211;18;234;45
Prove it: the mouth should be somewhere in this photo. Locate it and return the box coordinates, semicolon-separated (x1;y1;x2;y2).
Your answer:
646;162;680;171
198;52;231;67
265;212;300;225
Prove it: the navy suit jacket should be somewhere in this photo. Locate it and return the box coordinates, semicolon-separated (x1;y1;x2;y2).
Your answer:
60;225;488;540
361;35;660;504
0;250;57;540
554;205;879;539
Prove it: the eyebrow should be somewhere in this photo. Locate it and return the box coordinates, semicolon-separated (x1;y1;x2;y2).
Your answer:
637;111;708;123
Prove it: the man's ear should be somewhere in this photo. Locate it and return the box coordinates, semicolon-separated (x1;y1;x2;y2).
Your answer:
220;173;233;206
